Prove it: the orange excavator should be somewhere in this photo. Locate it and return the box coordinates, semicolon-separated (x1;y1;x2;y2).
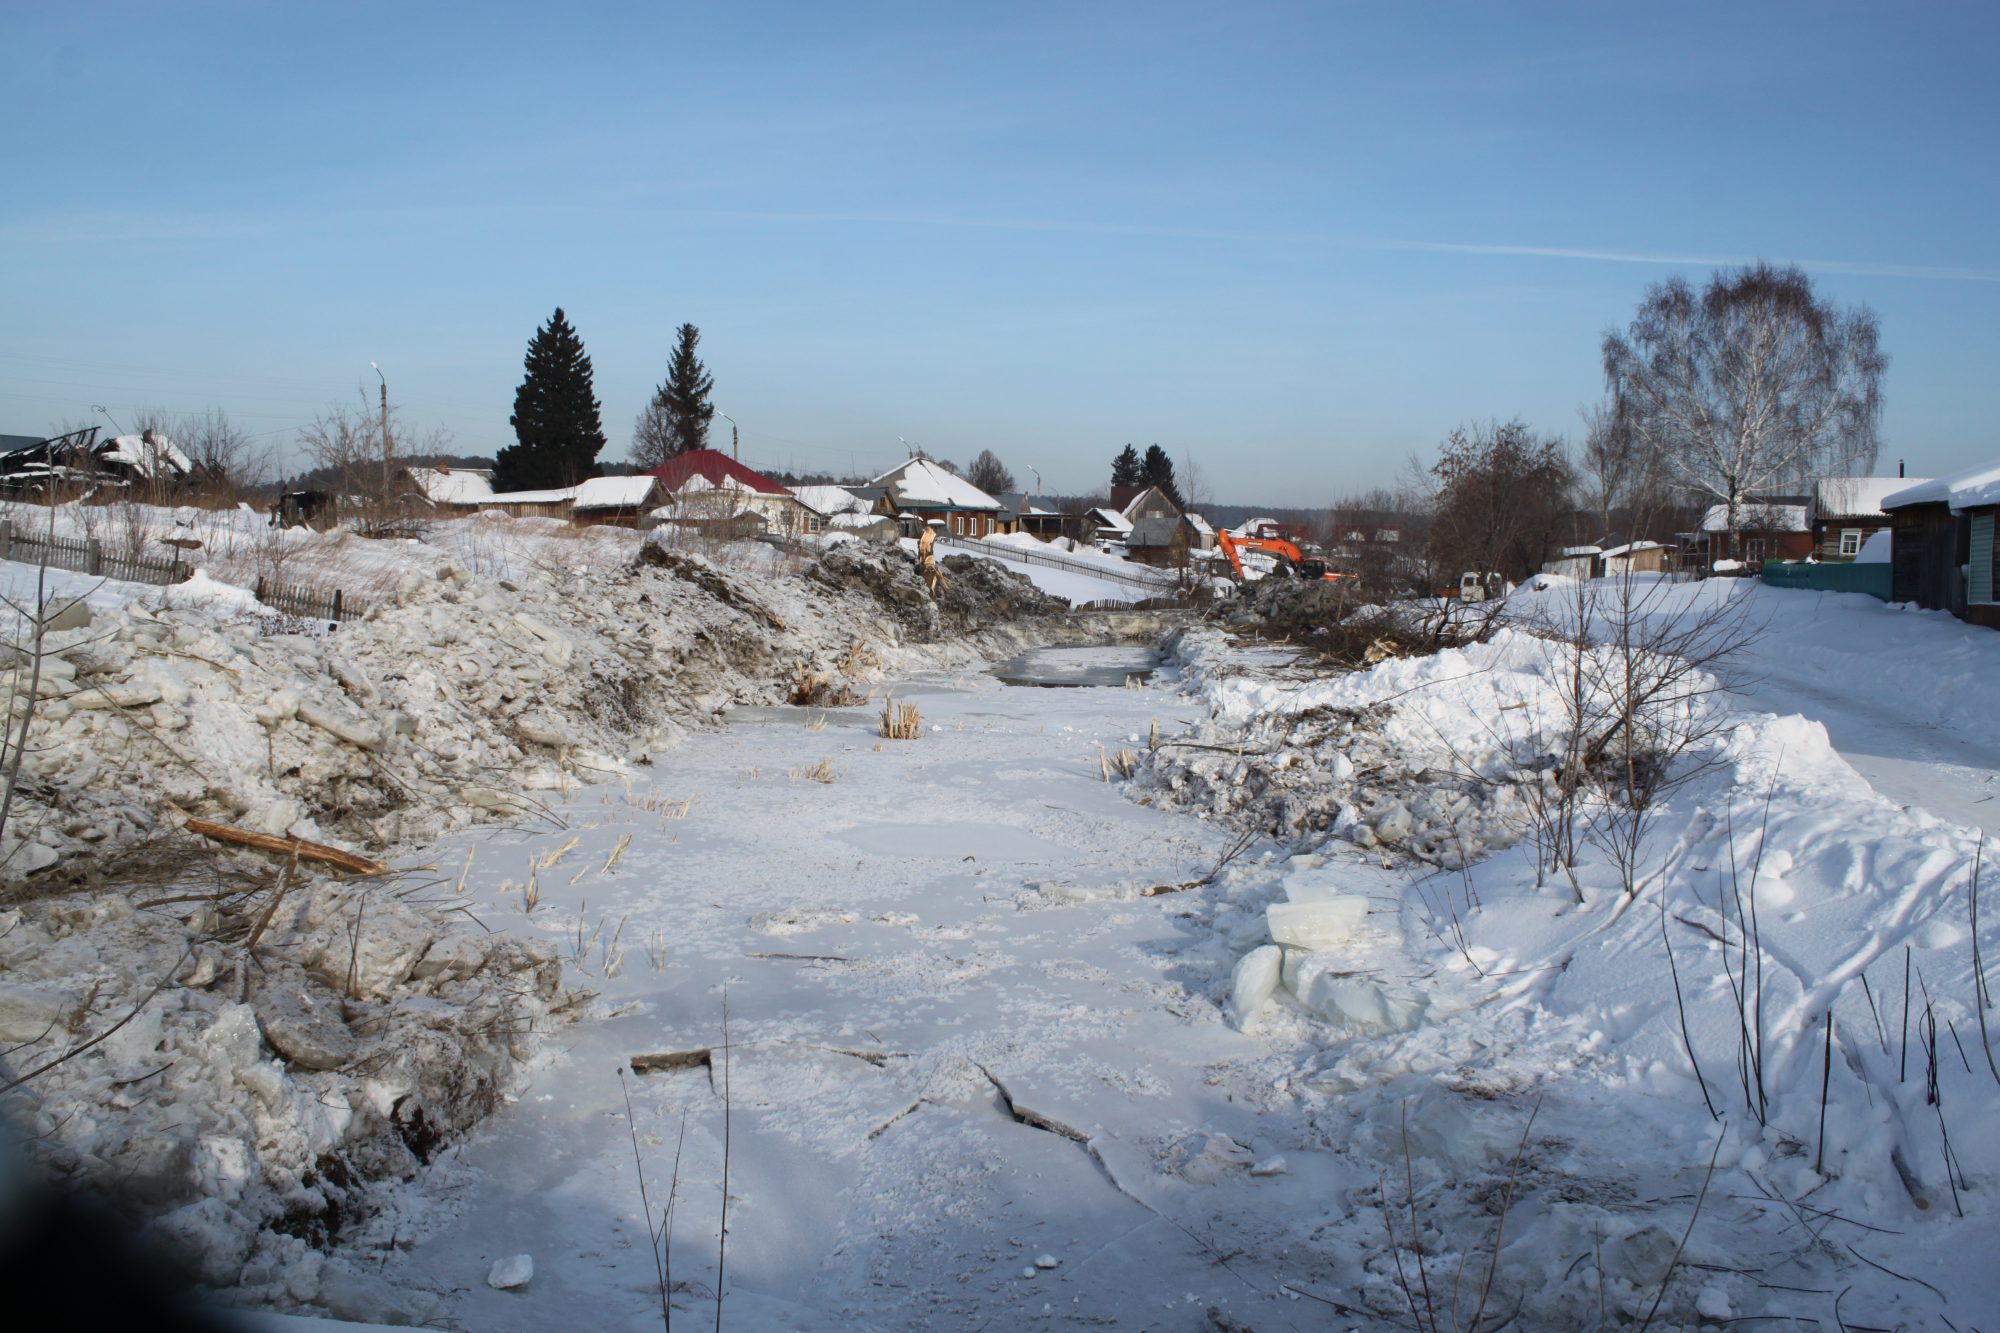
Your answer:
1217;529;1348;583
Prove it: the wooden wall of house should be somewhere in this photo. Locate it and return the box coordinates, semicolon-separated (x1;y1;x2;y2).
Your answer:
1890;504;1965;612
1813;520;1892;562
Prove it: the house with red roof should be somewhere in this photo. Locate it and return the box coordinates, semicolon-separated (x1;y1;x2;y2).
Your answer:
643;448;815;535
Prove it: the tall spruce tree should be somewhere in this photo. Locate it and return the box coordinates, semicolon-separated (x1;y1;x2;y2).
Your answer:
632;323;716;468
496;308;605;491
1140;444;1183;507
1110;444;1142;489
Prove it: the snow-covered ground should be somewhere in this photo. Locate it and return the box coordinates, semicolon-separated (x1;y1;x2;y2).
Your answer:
275;579;1997;1329
6;516;1997;1329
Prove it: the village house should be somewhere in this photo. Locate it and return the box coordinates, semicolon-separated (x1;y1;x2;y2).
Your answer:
0;428;192;494
790;485;900;541
1086;505;1133;548
570;474;664;527
1811;476;1929;561
866;458;1004;538
990;493;1081;542
1882;459;2000;629
477;486;577;520
1696;498;1812;569
645;449;815;536
399;464;495;514
1120;485;1215;567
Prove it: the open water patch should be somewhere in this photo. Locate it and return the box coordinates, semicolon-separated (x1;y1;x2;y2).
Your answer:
990;644;1160;689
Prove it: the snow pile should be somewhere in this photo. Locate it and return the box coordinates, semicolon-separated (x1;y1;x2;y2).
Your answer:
1141;624;1545;866
1143;582;2000;1327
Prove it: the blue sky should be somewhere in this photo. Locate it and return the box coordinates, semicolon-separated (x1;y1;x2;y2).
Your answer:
3;2;1995;502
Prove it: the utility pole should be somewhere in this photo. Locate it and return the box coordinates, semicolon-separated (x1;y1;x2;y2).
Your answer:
720;412;739;461
370;362;389;497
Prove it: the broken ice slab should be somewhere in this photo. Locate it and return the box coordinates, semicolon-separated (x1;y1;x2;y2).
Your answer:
1289;952;1427;1036
1229;944;1282;1027
1264;897;1367;950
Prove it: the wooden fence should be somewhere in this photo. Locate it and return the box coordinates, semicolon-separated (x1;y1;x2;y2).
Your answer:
0;520;189;587
254;576;371;625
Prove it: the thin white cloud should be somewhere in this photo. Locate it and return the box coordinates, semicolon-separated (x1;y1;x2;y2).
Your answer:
700;208;2000;284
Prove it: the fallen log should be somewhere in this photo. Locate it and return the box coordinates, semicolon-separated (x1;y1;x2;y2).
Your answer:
177;815;386;876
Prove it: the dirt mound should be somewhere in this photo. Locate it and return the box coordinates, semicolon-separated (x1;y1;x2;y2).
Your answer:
938;552;1068;625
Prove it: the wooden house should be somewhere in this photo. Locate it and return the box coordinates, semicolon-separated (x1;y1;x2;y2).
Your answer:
645;450;816;535
1883;461;2000;629
477;487;577;519
791;485;900;541
866;458;1004;538
1811;477;1928;561
399;464;495;514
571;474;663;527
1697;499;1812;569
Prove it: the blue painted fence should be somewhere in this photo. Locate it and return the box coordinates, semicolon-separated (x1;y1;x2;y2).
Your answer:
1760;560;1892;601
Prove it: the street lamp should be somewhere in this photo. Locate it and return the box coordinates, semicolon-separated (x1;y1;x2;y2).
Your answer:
92;404;126;439
370;362;389;497
719;412;739;461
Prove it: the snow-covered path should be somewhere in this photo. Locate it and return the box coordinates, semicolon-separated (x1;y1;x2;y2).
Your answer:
1724;588;2000;840
374;648;1320;1331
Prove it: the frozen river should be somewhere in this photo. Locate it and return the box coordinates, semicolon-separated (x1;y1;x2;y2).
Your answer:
378;646;1328;1331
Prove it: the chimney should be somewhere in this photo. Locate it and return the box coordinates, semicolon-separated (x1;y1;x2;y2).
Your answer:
1898;459;1905;477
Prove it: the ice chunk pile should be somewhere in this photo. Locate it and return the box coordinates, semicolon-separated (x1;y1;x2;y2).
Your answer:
1230;857;1427;1035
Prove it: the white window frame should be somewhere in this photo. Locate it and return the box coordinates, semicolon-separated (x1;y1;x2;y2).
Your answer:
1838;528;1862;557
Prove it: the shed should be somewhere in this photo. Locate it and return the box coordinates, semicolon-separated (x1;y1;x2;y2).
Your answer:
572;474;663;526
1601;540;1670;577
400;464;495;513
1883;459;2000;629
1542;545;1603;580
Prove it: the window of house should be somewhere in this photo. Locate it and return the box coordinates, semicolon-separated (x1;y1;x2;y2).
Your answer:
1745;538;1766;563
1839;528;1862;557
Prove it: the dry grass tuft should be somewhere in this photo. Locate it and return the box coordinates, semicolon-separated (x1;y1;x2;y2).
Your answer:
879;697;921;740
788;757;837;784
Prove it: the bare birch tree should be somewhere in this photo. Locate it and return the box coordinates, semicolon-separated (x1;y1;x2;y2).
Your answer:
1602;263;1886;557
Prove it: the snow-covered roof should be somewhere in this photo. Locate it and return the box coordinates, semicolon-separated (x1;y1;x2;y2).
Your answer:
405;466;495;506
1561;545;1604;557
1186;514;1215;537
791;484;873;517
573;475;660;510
1087;507;1132;532
482;486;578;506
98;433;191;478
867;458;1002;511
1600;540;1666;559
1881;459;2000;512
1700;503;1809;533
1815;476;1930;519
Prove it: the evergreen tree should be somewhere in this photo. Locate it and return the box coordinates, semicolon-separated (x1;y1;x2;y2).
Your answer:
1140;444;1183;507
633;323;716;468
495;308;605;491
1110;444;1142;489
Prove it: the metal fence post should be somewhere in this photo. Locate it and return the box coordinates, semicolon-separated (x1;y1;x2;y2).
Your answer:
333;588;343;621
